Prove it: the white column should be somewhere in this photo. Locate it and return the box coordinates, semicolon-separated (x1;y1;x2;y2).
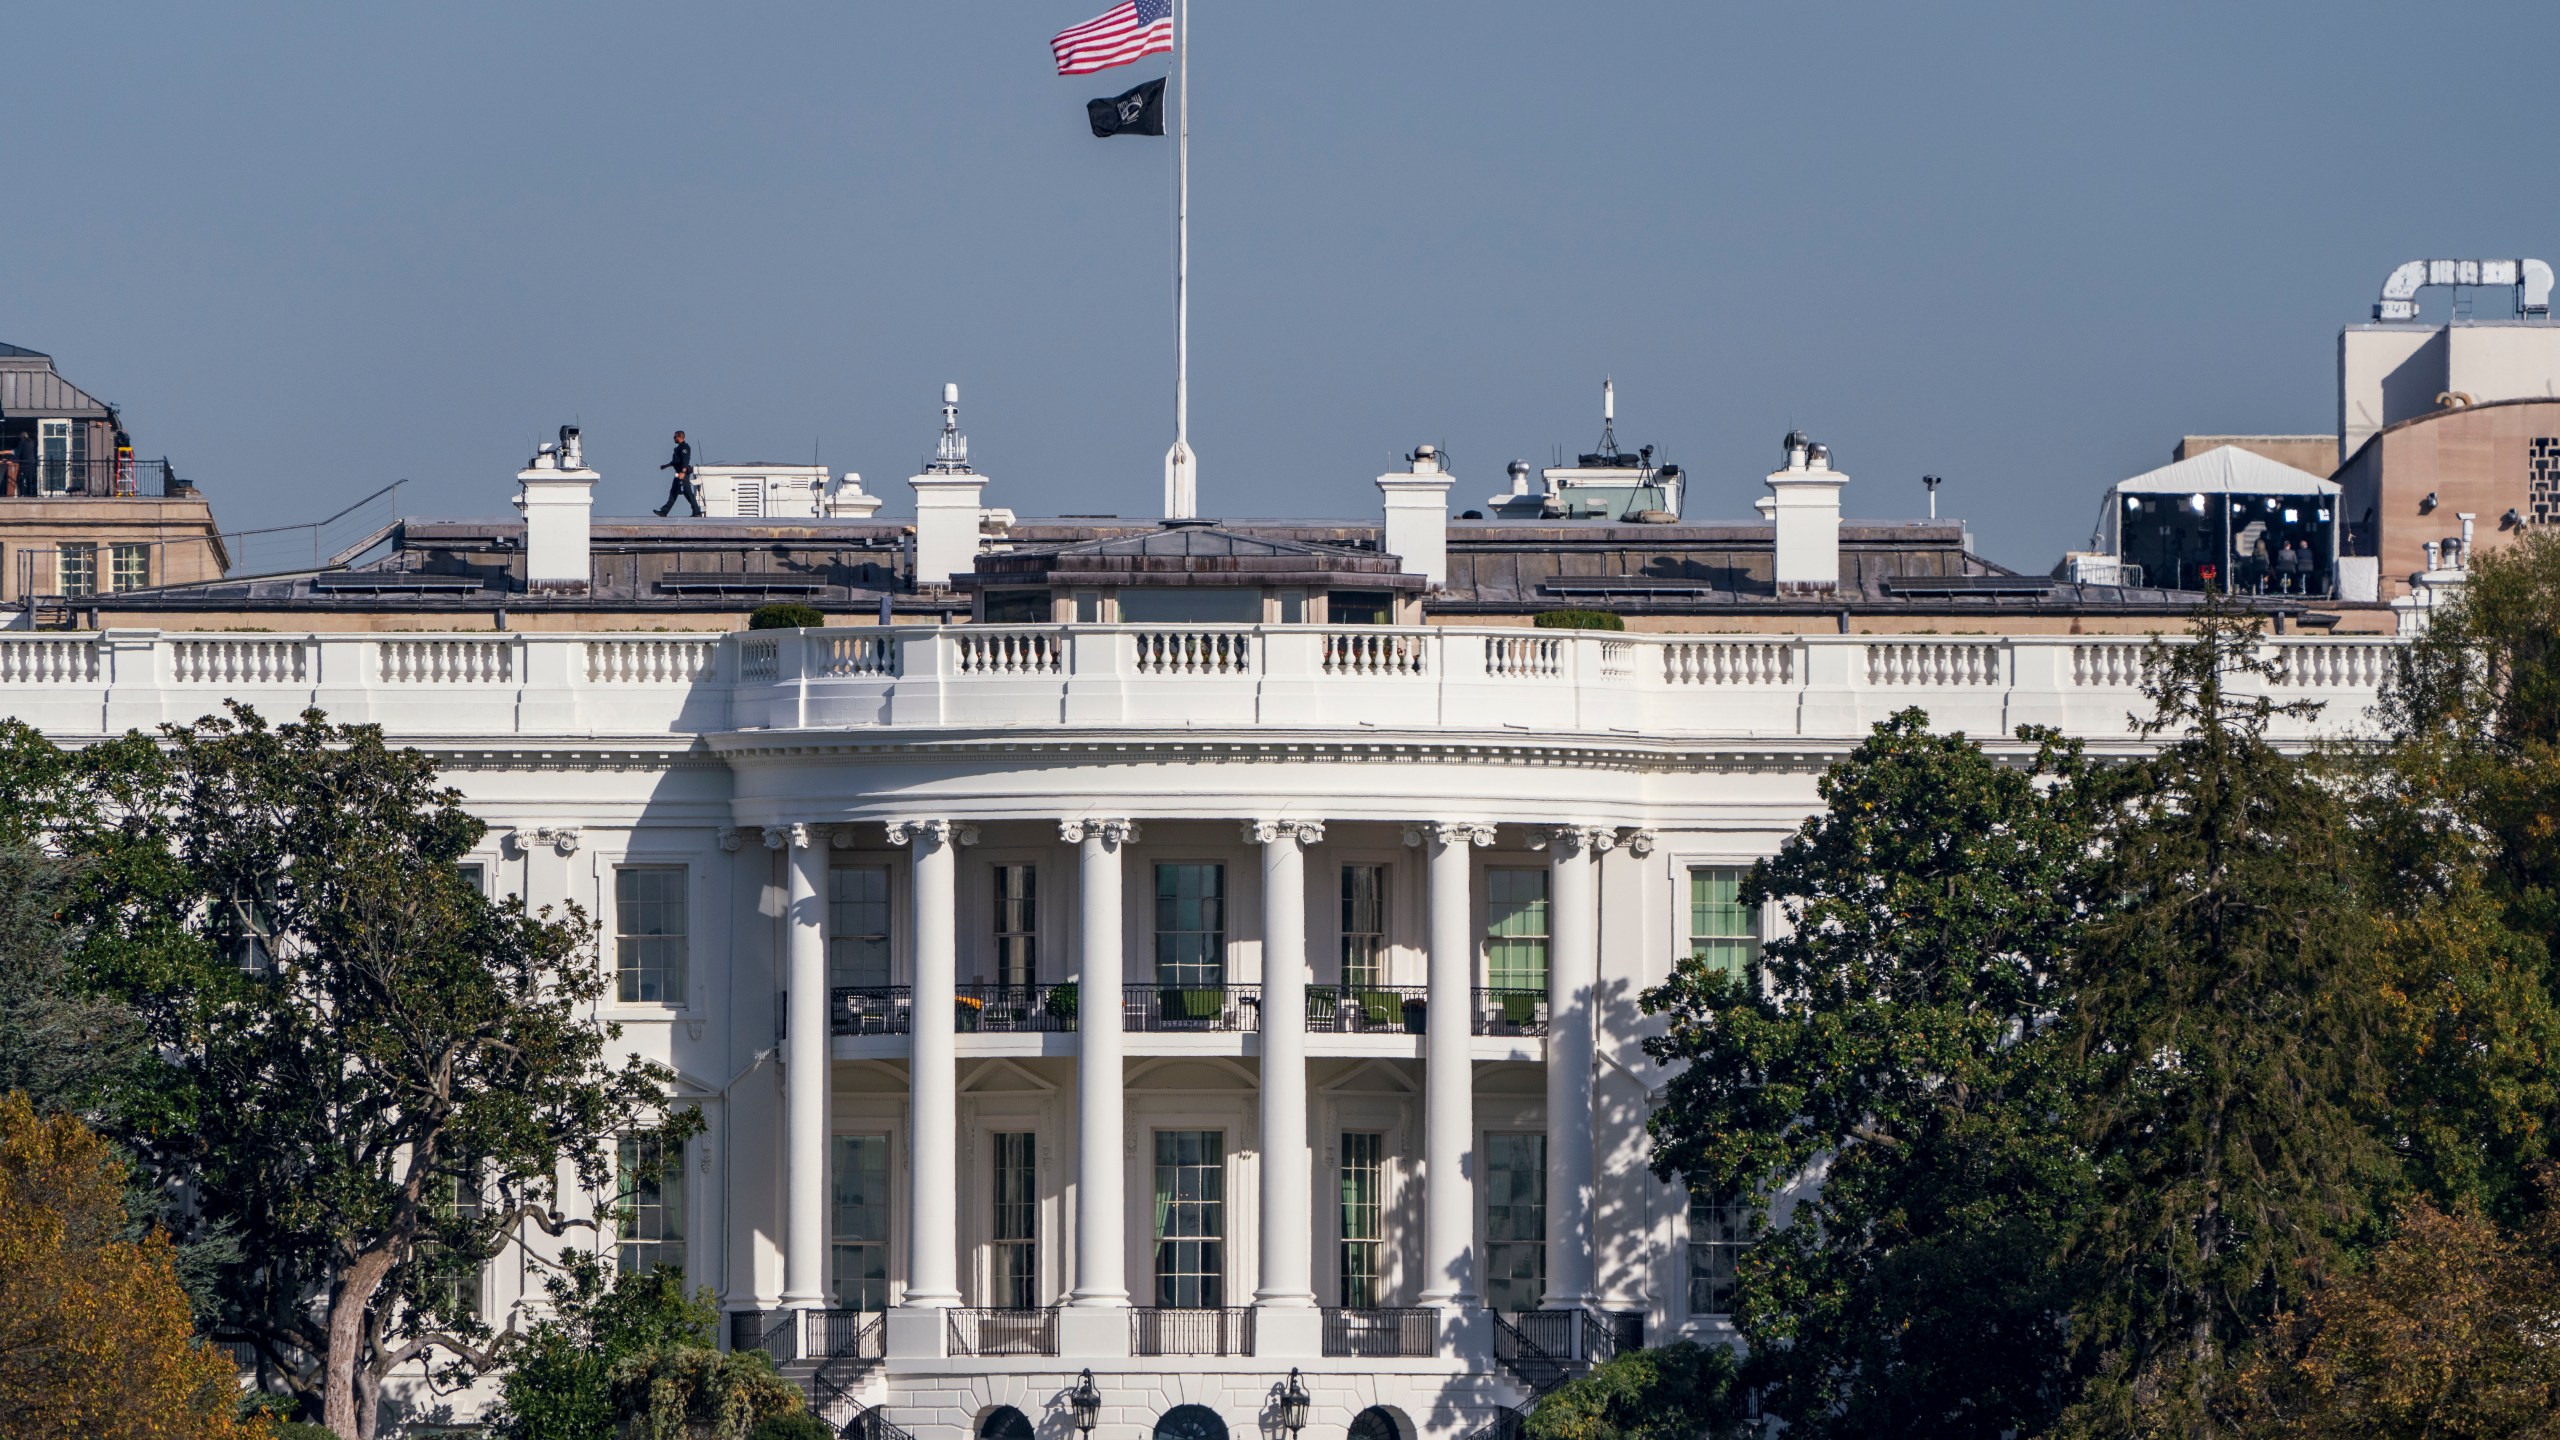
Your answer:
1412;821;1492;1309
770;824;830;1311
1067;820;1136;1307
1250;821;1322;1346
1542;826;1606;1310
888;819;973;1309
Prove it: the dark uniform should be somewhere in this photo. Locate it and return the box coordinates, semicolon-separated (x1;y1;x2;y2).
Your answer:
656;436;702;517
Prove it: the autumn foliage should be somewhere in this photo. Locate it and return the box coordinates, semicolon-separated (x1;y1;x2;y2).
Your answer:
0;1090;263;1440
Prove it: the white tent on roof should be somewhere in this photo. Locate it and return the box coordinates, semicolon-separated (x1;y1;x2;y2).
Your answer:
2095;445;2339;555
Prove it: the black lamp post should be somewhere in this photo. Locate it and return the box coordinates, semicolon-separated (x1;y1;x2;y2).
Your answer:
1071;1370;1102;1436
1280;1369;1311;1438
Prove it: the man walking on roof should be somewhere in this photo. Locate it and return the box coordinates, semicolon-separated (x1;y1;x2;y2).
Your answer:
656;430;702;517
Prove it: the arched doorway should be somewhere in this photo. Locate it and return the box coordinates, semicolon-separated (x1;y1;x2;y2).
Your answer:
981;1407;1036;1440
1347;1409;1400;1440
1155;1404;1230;1440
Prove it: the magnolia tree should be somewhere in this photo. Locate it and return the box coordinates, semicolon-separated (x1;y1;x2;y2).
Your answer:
4;706;695;1440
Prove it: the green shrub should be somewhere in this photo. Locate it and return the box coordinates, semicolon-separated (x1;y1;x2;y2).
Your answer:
1532;608;1625;631
747;1413;836;1440
748;603;826;630
268;1424;337;1440
1526;1343;1751;1440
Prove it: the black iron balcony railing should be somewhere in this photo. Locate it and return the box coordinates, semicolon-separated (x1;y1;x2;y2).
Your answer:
1473;987;1549;1036
946;1307;1059;1356
832;986;913;1035
732;1308;799;1363
1131;1306;1255;1356
1322;1306;1438;1357
2;454;182;498
1123;983;1261;1032
803;1308;885;1360
954;983;1078;1033
1305;984;1431;1034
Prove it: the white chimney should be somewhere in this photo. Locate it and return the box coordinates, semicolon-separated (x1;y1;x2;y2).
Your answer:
1765;431;1847;595
909;383;989;588
513;426;599;595
827;471;884;519
1378;445;1454;587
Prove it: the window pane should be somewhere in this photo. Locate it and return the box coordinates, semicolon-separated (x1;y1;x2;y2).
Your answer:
1484;1133;1546;1312
1339;1132;1384;1309
1153;1130;1224;1308
1687;1189;1755;1317
1485;869;1549;992
994;865;1038;988
832;1135;891;1310
830;865;892;988
615;867;687;1004
992;1132;1038;1309
616;1133;686;1279
1340;865;1386;989
110;544;148;593
57;543;96;598
1154;864;1225;989
1688;868;1759;982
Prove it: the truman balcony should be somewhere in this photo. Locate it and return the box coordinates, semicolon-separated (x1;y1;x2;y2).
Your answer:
811;981;1548;1062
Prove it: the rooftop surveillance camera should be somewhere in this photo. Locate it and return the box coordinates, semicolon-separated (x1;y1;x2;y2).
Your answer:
2421;491;2439;513
2504;507;2524;528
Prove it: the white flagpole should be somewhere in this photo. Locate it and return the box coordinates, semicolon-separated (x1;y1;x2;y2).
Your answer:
1163;0;1197;518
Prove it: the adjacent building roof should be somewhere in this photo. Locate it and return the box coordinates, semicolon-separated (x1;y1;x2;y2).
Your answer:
968;523;1423;591
0;346;114;420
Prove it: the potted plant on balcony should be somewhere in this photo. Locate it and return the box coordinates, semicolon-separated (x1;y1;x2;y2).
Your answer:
955;994;984;1032
1043;982;1078;1024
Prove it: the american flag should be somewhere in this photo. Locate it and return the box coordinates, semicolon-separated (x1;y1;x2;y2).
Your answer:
1051;0;1173;77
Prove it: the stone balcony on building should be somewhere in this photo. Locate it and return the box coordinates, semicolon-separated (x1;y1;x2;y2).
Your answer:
0;623;2399;747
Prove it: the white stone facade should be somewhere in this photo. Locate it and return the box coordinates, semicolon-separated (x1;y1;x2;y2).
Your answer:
0;623;2398;1439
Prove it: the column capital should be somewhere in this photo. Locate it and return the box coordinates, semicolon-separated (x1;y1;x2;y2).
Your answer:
1406;821;1496;850
1060;818;1141;846
1531;825;1613;856
1242;818;1325;847
762;823;811;850
1616;827;1657;857
886;819;979;849
716;826;746;852
506;825;580;857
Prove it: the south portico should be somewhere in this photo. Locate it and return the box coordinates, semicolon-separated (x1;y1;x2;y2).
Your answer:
723;793;1641;1368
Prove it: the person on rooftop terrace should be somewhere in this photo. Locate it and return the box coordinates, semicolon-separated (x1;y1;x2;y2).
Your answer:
655;429;701;518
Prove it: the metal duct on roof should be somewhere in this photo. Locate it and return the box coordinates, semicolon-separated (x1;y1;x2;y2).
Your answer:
2375;258;2554;320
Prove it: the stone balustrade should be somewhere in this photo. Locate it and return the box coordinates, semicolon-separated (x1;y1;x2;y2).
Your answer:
0;625;2403;744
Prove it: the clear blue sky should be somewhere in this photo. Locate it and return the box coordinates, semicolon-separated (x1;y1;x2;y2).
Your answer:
10;1;2557;569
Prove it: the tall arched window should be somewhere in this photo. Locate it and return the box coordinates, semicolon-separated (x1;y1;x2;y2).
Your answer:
1154;1404;1230;1440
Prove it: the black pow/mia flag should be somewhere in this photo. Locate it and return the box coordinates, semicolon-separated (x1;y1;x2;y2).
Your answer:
1087;77;1167;138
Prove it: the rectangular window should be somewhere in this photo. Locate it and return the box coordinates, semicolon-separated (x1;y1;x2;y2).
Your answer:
1484;1133;1546;1313
56;543;97;598
992;1132;1038;1309
832;1134;891;1310
456;862;485;896
426;1163;484;1321
1688;868;1759;982
1152;1130;1224;1308
1485;869;1549;992
829;865;892;988
1687;1189;1754;1317
37;420;70;494
1340;865;1387;989
1154;863;1226;988
993;865;1038;988
109;544;148;593
1339;1132;1385;1309
615;1133;686;1279
614;866;686;1004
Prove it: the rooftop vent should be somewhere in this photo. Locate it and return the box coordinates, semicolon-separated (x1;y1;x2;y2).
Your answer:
2375;258;2553;320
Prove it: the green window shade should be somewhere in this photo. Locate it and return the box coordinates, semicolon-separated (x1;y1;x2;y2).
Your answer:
1484;1132;1546;1312
1152;1130;1224;1308
1154;864;1226;989
1339;1133;1385;1309
614;867;687;1004
1340;865;1387;989
991;1132;1038;1308
832;1134;891;1310
1485;869;1550;992
1688;868;1759;981
830;865;893;988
